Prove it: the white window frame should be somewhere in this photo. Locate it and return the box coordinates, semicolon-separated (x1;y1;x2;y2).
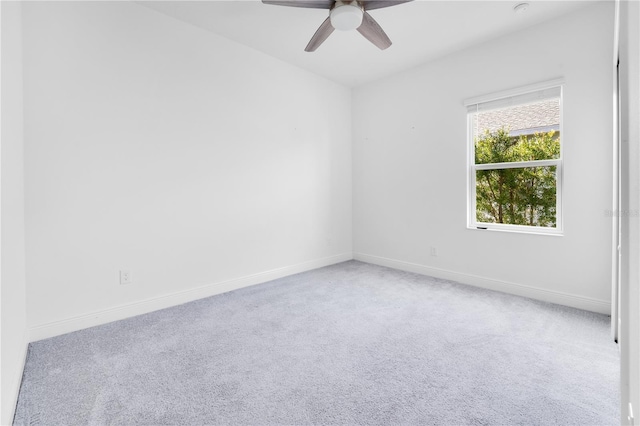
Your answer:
465;79;564;235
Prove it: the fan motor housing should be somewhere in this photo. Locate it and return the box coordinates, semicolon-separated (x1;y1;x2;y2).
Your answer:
330;1;364;31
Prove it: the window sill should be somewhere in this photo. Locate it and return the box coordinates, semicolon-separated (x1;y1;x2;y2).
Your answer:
467;225;564;237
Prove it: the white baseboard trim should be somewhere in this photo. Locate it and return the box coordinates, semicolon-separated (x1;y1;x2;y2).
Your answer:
354;252;611;315
2;331;29;426
28;253;353;342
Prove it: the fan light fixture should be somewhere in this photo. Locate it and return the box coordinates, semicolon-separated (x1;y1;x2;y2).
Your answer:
330;3;364;31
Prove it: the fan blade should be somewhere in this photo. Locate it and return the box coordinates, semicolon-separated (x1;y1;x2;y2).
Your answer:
262;0;334;9
305;17;335;52
357;11;392;50
363;0;413;11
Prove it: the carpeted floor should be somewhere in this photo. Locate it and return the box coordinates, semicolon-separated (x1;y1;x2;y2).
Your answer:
14;261;619;425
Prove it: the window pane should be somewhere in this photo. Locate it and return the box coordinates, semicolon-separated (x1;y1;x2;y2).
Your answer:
476;166;557;227
473;98;560;164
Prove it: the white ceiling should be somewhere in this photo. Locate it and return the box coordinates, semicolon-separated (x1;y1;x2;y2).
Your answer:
140;0;597;87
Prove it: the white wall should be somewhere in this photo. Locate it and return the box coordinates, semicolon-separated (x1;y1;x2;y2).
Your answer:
22;1;352;338
1;1;29;424
353;2;614;313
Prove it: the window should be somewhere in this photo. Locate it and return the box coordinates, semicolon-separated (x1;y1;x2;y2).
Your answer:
465;80;563;234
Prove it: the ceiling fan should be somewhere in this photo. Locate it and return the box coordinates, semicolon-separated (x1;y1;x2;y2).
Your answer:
262;0;413;52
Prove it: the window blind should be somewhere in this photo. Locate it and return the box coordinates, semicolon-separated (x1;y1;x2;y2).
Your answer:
465;83;562;114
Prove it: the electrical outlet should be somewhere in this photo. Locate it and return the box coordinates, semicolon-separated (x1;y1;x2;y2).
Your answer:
430;247;438;257
120;270;132;285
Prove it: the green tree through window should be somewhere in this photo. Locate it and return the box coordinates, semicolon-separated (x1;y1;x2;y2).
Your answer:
474;128;560;227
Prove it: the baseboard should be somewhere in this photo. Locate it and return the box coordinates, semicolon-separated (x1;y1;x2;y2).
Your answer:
2;331;29;426
354;252;611;315
27;251;610;342
28;253;353;342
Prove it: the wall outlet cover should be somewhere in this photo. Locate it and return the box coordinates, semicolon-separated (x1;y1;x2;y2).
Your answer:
120;270;132;285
